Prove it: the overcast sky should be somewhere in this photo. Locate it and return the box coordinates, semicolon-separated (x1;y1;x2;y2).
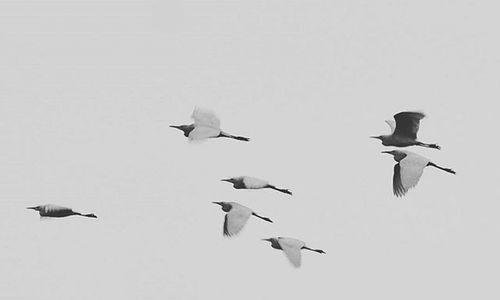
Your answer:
1;1;499;299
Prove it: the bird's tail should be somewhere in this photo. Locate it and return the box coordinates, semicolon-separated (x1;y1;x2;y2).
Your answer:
267;185;292;196
427;162;456;174
252;212;273;223
219;131;250;142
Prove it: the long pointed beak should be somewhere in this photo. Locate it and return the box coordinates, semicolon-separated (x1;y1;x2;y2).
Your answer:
370;136;381;140
170;125;181;130
261;238;272;242
381;151;392;154
220;179;232;183
212;202;223;206
26;206;37;210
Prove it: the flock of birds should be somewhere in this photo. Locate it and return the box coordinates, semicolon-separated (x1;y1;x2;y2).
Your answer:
371;111;456;197
27;108;455;268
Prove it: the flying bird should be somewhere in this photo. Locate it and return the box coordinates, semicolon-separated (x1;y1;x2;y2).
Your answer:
262;237;325;268
382;150;455;197
27;204;97;218
213;202;272;237
221;176;292;195
371;111;441;149
170;107;250;141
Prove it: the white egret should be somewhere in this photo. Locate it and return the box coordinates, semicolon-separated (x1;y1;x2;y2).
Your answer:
382;150;456;197
371;111;440;149
212;202;272;237
170;107;250;141
221;176;292;195
262;237;325;268
27;204;97;218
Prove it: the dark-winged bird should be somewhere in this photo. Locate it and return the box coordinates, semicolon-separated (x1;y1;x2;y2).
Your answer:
213;202;272;237
262;237;326;268
371;111;440;149
382;150;455;197
170;107;250;141
27;204;97;218
221;176;292;195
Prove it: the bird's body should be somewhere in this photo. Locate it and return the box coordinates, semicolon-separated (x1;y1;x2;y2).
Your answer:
221;176;292;195
262;237;325;268
170;107;250;142
213;202;272;237
371;111;441;149
382;150;455;197
27;204;97;218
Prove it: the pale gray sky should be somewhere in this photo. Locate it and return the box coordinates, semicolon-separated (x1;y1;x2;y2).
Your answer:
1;1;499;299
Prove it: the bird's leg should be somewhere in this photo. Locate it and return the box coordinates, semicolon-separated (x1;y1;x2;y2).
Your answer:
427;162;456;174
251;212;273;223
265;185;293;195
417;141;441;150
302;246;326;254
218;131;250;142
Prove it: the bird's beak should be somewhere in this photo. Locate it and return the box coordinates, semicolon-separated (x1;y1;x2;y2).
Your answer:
220;179;232;183
370;136;382;140
261;238;272;242
381;151;392;154
212;202;223;206
26;206;37;210
170;125;182;130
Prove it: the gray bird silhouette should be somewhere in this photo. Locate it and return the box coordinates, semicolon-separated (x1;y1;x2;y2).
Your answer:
371;111;440;149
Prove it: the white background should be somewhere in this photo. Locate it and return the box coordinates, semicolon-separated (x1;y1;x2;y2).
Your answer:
1;1;499;299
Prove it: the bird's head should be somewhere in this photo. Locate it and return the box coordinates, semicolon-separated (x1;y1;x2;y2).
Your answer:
26;206;41;211
370;135;384;141
212;202;231;212
262;237;281;249
220;178;236;184
382;150;406;162
169;124;194;137
381;150;396;156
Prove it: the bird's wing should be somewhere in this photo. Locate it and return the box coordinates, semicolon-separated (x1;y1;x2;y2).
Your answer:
44;204;71;213
223;208;252;237
393;164;406;197
242;176;268;189
393;111;425;140
187;126;220;140
191;107;221;129
278;238;304;268
385;120;396;134
398;154;428;194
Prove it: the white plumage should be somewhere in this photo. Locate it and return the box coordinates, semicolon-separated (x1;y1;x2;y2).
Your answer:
170;107;250;142
262;237;326;268
191;107;221;129
383;150;456;197
221;176;292;195
277;237;305;268
385;119;396;134
189;107;222;140
241;176;269;189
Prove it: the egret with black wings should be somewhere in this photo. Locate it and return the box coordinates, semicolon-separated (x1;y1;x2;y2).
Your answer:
371;111;440;149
